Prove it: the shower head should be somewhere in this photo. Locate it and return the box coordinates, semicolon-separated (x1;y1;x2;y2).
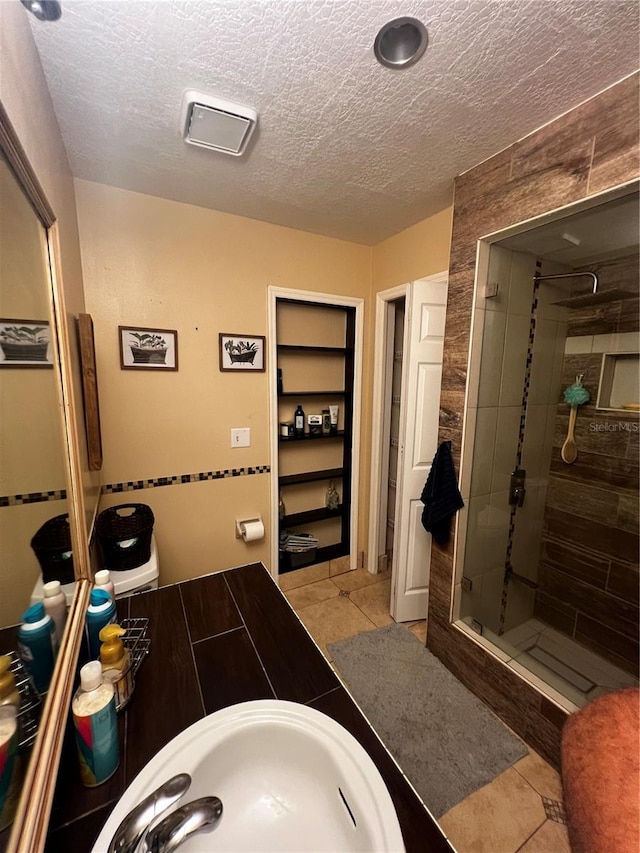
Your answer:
534;270;638;307
551;287;639;307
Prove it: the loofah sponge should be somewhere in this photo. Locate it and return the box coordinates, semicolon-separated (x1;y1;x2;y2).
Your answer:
564;376;590;407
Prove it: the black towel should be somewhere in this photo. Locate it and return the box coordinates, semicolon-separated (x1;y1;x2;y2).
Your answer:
420;441;464;545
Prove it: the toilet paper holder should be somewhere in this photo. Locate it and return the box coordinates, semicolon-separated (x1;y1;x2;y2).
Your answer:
235;516;263;539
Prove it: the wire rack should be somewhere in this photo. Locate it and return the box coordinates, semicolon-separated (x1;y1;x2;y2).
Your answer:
120;617;150;677
6;652;42;750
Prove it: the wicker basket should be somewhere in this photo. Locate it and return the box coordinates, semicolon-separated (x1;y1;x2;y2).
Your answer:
30;514;74;584
96;503;154;571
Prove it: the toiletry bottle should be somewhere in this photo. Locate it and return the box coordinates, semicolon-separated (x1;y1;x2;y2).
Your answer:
0;657;20;710
86;589;117;660
0;658;21;831
72;661;119;787
43;580;67;652
329;404;339;434
322;408;331;434
99;624;133;713
294;404;305;436
17;603;55;694
94;569;115;600
0;706;19;831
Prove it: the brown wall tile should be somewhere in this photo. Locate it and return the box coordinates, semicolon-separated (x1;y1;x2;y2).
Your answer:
608;559;640;605
588;72;640;194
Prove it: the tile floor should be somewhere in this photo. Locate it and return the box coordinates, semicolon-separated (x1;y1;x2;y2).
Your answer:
281;563;571;853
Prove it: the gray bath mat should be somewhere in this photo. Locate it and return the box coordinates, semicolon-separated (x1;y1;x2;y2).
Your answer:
327;623;528;817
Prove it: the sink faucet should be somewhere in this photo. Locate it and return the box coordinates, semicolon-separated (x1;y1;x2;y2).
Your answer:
141;797;223;852
108;774;223;853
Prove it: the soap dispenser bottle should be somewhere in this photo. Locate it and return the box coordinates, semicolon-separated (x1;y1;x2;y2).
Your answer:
0;656;21;831
99;624;133;712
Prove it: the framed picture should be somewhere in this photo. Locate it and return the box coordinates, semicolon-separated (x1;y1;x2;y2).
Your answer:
119;325;178;371
77;314;102;471
219;334;266;372
0;318;53;367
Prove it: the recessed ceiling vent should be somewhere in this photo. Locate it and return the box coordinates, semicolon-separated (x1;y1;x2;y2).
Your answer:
180;90;258;157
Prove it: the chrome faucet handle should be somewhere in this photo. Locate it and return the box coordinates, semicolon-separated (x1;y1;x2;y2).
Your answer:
108;773;192;853
142;796;223;853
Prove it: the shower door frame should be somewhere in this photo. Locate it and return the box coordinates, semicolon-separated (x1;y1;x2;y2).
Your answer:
450;180;639;714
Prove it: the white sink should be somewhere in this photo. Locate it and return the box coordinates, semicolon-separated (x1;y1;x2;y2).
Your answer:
93;699;406;852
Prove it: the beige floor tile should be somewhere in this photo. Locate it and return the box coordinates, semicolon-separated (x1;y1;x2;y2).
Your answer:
296;595;377;656
350;578;393;627
331;566;389;592
438;768;546;853
330;555;351;576
408;620;427;644
278;561;330;591
517;819;571;853
514;749;564;801
284;578;339;610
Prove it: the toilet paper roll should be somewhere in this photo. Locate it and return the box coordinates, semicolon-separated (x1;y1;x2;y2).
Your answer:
241;520;264;542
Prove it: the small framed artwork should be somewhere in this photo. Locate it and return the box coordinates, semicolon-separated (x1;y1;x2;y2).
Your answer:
219;334;266;372
119;325;178;371
0;318;53;368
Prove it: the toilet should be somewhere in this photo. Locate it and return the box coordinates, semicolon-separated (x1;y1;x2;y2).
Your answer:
31;534;159;606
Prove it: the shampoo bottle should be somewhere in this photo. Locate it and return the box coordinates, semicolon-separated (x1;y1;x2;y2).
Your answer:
72;661;119;787
99;624;133;712
43;580;67;652
17;603;55;694
94;570;115;600
86;589;116;660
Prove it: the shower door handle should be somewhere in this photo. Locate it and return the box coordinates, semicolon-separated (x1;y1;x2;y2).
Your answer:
509;469;526;507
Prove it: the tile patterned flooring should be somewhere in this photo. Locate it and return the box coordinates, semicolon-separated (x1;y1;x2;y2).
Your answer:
282;563;571;853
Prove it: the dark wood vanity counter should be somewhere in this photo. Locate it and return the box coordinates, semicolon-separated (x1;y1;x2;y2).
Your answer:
43;563;452;852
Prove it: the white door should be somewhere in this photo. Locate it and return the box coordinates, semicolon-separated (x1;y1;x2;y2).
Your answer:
391;274;448;622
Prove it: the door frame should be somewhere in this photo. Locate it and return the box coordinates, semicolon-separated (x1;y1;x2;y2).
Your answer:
368;272;449;592
367;283;408;577
267;287;365;583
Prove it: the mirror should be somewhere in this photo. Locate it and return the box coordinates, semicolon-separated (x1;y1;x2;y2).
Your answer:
0;121;92;848
0;151;71;631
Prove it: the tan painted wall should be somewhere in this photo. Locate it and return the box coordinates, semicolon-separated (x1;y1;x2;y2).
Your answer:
371;207;453;293
0;3;95;625
76;179;374;583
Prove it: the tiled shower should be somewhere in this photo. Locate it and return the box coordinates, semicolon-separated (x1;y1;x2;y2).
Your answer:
456;193;639;709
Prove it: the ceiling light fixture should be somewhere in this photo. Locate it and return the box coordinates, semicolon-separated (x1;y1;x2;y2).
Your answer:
21;0;61;21
374;17;428;69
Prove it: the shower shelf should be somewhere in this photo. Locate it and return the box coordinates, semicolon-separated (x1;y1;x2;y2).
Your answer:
595;351;640;412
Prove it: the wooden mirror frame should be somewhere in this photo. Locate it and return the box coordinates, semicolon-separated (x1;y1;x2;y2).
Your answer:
1;103;92;852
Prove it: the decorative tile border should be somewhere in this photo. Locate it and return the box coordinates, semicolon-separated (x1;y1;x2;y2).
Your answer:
103;465;270;494
0;489;67;508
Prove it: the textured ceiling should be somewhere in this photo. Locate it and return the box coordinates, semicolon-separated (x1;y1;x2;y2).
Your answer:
28;0;639;245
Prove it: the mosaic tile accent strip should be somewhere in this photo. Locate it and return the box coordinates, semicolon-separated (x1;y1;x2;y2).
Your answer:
499;263;541;634
543;797;567;825
102;465;270;495
0;489;67;508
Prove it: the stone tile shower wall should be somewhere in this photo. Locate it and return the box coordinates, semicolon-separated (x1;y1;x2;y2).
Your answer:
427;72;639;768
460;248;568;636
536;252;640;677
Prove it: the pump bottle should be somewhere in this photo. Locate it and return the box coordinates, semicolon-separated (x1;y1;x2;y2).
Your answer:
99;624;133;712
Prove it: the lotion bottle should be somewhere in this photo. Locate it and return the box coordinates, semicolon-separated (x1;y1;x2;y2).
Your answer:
72;661;119;787
99;624;133;712
43;580;67;652
94;570;115;600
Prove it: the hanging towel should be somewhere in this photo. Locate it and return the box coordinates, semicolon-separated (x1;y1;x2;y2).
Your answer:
420;441;464;545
